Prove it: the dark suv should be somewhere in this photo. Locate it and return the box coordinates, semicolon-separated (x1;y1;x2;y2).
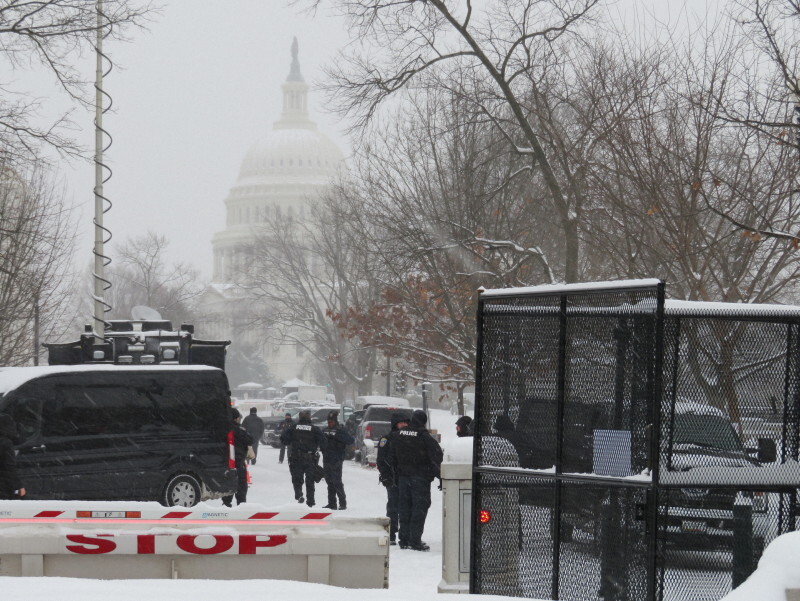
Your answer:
355;405;414;466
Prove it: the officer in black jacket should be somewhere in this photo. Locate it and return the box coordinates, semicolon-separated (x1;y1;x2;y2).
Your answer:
280;409;327;507
278;412;294;464
387;409;443;551
222;408;253;507
321;410;354;510
377;412;409;545
0;413;25;500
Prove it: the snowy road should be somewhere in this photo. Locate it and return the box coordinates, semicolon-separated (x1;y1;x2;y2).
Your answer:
0;408;746;600
1;409;539;600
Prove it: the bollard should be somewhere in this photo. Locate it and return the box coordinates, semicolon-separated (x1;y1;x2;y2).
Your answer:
438;460;472;594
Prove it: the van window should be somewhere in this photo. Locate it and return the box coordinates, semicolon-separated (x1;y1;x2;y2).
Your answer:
46;384;153;436
34;372;229;437
10;395;44;443
142;375;224;432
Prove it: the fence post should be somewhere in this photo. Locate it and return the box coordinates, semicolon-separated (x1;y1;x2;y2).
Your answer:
732;497;754;588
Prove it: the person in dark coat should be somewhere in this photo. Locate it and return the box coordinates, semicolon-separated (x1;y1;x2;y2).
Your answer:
321;410;355;510
0;414;24;500
242;407;265;464
455;415;473;437
278;412;294;464
280;409;327;507
222;408;253;507
387;409;443;551
377;412;409;545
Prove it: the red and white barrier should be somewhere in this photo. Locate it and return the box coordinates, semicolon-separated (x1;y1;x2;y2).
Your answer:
0;500;389;587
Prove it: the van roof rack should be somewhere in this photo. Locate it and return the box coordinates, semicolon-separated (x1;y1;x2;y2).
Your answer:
43;321;230;370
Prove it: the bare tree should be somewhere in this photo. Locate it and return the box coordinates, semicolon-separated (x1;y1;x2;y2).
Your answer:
103;231;203;325
0;159;77;365
0;0;156;164
299;0;601;282
576;28;800;303
325;89;561;410
243;183;383;402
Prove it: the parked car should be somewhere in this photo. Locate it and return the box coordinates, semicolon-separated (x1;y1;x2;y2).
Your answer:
262;406;306;447
355;405;415;466
233;398;281;418
262;405;353;447
344;410;365;460
354;395;410;411
512;397;777;559
0;365;238;507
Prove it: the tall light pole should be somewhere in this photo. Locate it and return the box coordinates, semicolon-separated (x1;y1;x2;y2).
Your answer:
92;0;112;345
790;77;800;159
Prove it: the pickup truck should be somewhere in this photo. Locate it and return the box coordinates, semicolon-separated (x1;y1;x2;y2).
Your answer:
355;405;415;467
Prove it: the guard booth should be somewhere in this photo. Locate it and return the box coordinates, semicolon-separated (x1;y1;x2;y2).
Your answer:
471;280;800;601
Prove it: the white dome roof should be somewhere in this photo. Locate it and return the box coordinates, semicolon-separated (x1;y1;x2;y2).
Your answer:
238;126;344;182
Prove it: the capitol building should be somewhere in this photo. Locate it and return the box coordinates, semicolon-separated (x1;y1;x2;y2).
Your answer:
197;39;346;387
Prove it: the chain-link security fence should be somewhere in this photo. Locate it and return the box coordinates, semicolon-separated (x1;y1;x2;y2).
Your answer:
471;281;800;601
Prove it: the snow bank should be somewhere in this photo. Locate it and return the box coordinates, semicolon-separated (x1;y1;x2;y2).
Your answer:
721;531;800;601
443;436;473;463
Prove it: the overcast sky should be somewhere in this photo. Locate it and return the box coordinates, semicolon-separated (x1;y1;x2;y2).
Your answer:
34;0;725;295
58;0;351;282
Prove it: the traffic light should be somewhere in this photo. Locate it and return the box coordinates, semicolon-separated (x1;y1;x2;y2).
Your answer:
395;373;406;395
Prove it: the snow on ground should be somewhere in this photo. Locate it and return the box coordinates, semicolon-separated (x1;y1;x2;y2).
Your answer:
1;409;544;600
720;531;800;601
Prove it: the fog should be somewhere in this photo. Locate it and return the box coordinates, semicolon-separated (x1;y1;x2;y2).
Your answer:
61;1;351;280
27;0;724;286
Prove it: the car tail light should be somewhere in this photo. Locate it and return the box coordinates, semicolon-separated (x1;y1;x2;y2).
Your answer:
365;424;372;439
227;430;236;469
479;509;491;524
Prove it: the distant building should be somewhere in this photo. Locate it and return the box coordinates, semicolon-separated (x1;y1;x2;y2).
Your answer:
196;38;345;387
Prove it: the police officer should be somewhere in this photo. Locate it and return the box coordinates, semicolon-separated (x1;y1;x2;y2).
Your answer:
377;412;409;545
242;407;265;464
387;409;443;551
0;413;25;499
222;408;253;507
321;410;354;510
278;412;294;464
455;415;473;437
280;409;327;507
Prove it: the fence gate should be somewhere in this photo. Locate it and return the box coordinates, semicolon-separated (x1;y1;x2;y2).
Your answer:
471;280;800;601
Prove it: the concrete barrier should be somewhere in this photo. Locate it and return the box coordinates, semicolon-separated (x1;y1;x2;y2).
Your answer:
438;460;472;594
0;500;389;588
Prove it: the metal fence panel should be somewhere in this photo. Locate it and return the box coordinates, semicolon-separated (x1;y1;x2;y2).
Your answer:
473;282;800;601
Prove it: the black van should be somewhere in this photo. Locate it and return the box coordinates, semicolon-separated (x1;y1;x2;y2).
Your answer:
0;365;237;506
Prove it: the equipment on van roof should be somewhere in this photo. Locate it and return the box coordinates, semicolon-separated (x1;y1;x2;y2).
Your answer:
43;319;230;369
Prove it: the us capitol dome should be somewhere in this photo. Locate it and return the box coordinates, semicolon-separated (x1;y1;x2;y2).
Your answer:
211;38;345;282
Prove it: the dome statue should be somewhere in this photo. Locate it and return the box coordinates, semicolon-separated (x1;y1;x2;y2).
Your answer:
211;37;345;283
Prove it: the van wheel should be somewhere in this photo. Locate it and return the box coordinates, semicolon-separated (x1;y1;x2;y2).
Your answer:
162;474;201;507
